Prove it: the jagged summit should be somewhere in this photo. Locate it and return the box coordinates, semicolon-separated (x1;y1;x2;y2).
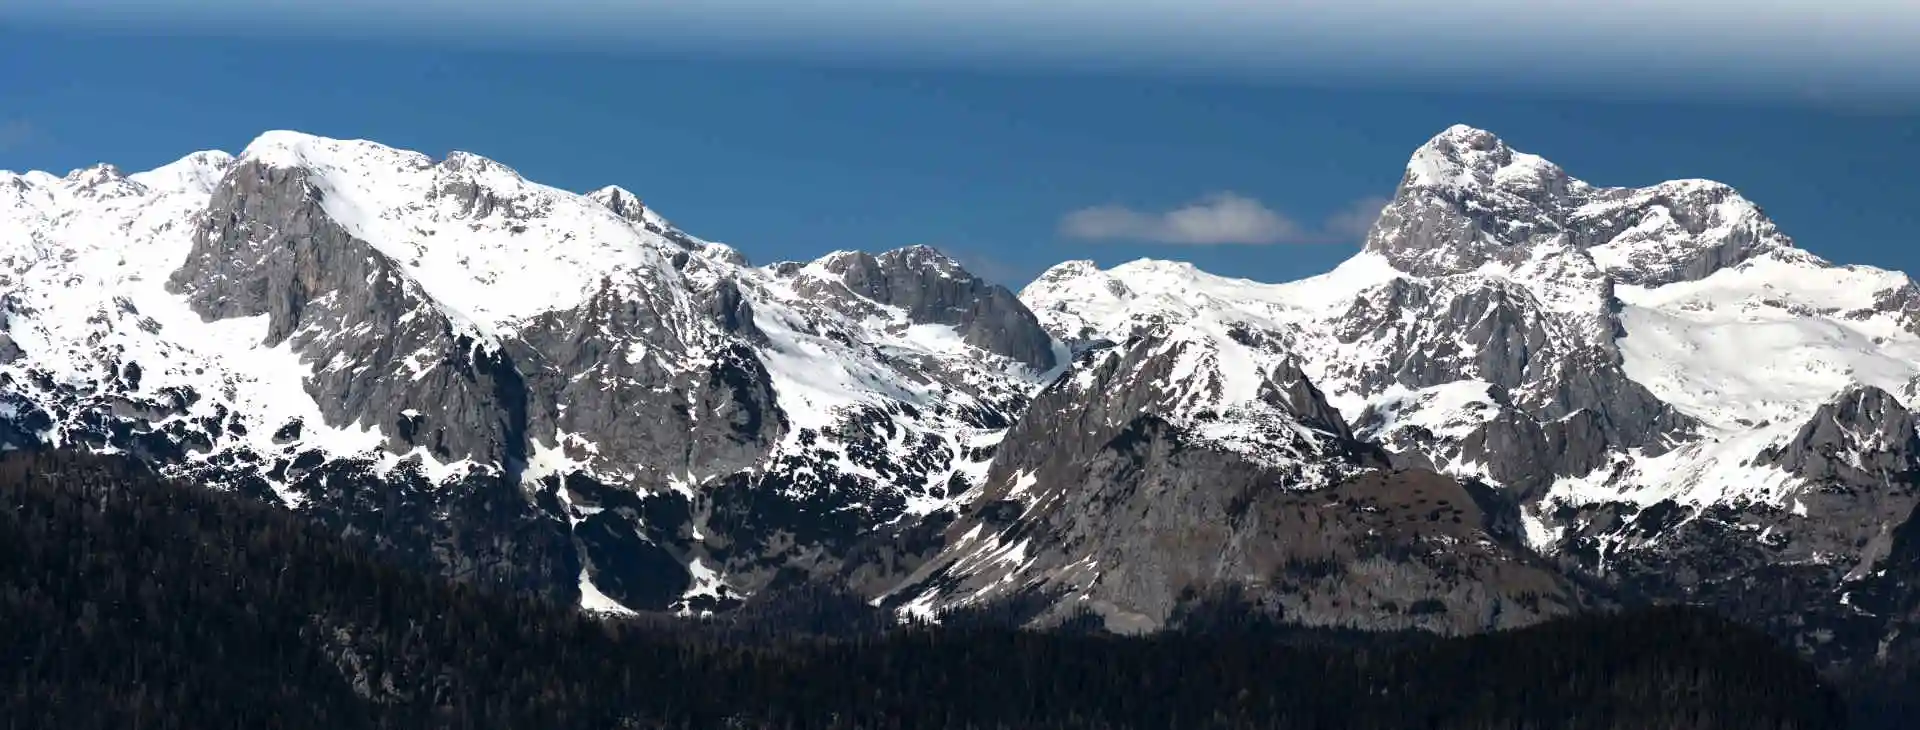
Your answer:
9;126;1920;674
1401;124;1571;195
587;184;644;216
779;244;1060;371
1367;124;1797;286
0;128;1086;617
1033;259;1101;282
127;150;236;195
1022;124;1920;515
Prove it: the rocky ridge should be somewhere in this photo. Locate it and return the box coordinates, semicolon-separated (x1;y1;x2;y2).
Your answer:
4;125;1919;682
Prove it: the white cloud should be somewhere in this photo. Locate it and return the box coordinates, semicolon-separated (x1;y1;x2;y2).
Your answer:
1060;193;1306;245
1061;193;1396;246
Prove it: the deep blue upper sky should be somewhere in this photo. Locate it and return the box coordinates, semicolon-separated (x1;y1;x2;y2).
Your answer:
3;25;1915;287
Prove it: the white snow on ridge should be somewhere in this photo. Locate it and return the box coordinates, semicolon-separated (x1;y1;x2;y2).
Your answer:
236;130;696;338
1524;249;1920;510
12;124;1920;555
12;131;1049;517
1023;223;1920;514
1615;251;1920;433
1363;381;1505;442
0;148;419;501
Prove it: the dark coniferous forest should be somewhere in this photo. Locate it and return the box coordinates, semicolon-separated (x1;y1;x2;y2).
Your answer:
0;451;1854;729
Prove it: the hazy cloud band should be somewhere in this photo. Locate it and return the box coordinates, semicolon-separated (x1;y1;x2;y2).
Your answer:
9;1;1918;103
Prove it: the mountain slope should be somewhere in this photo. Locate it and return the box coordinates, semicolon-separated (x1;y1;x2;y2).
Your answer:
8;124;1920;692
0;449;1850;730
0;131;1061;616
1015;124;1920;675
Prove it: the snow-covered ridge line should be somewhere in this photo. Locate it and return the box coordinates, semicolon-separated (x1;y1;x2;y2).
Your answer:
230;130;732;336
5;127;1079;619
1021;124;1920;519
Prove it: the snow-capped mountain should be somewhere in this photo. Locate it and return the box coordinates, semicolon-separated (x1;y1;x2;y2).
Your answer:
978;125;1920;661
6;124;1920;676
0;131;1060;615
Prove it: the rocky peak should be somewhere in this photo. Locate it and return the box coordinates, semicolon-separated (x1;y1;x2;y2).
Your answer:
430;151;545;220
1402;125;1572;197
1031;259;1102;285
63;163;146;200
587;185;648;223
817;245;1059;371
437;150;519;177
1758;385;1920;485
127;151;237;196
1367;128;1578;277
1572;179;1794;287
874;244;964;275
1368;124;1789;286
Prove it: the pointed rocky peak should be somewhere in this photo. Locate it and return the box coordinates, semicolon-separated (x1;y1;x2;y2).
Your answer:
1366;124;1790;285
798;246;1056;370
1402;125;1573;198
1405;125;1514;186
1366;126;1581;276
1020;260;1139;345
587;185;648;222
238;130;435;175
1758;385;1920;485
128;150;237;196
62;163;147;200
873;244;968;278
816;245;966;284
1030;259;1101;285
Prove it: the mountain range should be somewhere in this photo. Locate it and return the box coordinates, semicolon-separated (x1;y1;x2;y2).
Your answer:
4;123;1918;686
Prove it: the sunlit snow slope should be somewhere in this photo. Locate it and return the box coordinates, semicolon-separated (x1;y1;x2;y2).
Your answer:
1;131;1060;616
1020;124;1920;551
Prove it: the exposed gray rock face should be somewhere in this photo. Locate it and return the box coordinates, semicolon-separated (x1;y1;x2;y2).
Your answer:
587;186;650;226
817;246;1057;371
511;259;786;489
1372;124;1789;287
1;132;1068;619
1760;386;1920;486
1753;386;1920;577
1004;123;1920;688
1340;128;1724;474
169;159;528;468
889;335;1582;633
1329;273;1693;466
1569;181;1787;288
1542;386;1920;677
19;125;1920;700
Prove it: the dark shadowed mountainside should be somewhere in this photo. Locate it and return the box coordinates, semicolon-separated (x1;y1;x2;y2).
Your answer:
0;450;1850;729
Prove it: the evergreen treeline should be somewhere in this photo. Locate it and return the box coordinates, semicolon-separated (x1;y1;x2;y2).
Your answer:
0;450;1850;729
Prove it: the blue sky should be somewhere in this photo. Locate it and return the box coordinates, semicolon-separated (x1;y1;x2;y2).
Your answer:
2;16;1916;287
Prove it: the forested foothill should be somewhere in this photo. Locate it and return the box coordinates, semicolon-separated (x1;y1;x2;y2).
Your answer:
0;451;1860;729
